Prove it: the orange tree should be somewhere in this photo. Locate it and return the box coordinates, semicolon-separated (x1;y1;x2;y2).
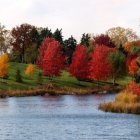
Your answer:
0;53;9;79
25;64;34;77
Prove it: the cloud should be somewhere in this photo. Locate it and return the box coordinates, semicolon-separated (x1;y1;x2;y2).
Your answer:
0;0;139;41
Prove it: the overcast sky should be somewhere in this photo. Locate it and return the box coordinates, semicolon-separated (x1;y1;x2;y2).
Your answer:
0;0;140;41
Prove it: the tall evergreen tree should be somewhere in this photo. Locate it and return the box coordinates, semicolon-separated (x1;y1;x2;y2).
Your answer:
80;33;90;47
38;27;52;46
63;36;77;64
53;28;63;45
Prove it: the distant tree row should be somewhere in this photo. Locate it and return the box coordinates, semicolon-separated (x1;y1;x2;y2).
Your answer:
1;21;140;84
0;22;138;65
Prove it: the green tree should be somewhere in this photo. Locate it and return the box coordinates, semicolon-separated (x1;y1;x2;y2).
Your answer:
80;33;90;47
109;50;126;85
53;28;63;45
24;43;38;64
37;27;52;47
63;36;77;64
0;23;8;55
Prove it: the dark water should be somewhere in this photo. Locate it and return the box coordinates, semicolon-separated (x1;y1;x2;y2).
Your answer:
0;94;140;140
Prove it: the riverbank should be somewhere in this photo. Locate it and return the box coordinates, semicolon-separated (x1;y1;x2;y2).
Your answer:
99;90;140;114
0;62;130;91
0;84;122;98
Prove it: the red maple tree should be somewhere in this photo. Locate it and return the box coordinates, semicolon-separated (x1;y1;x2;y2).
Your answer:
89;45;114;80
37;37;55;68
69;45;89;80
42;39;65;77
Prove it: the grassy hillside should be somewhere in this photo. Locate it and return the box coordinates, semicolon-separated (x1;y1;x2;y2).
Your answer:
0;62;131;90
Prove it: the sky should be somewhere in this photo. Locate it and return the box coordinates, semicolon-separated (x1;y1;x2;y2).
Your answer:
0;0;140;41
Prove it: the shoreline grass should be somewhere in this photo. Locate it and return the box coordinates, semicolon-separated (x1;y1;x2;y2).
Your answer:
0;62;127;98
0;83;122;98
99;90;140;114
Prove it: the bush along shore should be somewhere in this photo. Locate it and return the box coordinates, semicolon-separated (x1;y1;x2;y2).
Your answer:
99;89;140;114
0;83;122;98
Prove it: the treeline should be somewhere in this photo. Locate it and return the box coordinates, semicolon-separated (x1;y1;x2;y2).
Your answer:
1;22;140;84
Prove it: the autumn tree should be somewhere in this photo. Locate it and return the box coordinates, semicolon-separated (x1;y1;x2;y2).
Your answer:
106;27;138;48
25;64;34;77
126;54;139;82
90;45;114;82
37;37;55;68
124;40;140;54
69;45;89;81
41;38;65;77
0;53;9;79
63;36;77;64
128;58;138;76
11;23;37;63
93;34;115;48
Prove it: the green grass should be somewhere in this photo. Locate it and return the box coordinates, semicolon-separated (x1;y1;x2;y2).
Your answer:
0;62;130;90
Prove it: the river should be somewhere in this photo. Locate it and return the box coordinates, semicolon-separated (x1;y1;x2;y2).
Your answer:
0;94;140;140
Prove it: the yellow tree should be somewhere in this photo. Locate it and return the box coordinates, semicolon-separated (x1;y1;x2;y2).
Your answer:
25;64;34;77
106;27;138;48
0;53;9;78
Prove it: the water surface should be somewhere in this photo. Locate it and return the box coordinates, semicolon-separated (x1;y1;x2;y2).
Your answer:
0;94;140;140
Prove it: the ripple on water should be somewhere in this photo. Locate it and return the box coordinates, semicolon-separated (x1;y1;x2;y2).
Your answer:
0;95;139;140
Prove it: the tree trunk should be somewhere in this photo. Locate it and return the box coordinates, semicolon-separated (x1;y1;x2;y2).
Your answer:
21;54;24;63
113;74;116;86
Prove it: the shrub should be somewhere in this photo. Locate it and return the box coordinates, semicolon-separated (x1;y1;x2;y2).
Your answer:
15;69;23;83
25;64;34;77
128;81;140;96
99;90;140;114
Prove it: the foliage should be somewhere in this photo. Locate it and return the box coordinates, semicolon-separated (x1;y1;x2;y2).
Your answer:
109;50;126;85
53;28;63;45
24;43;38;63
80;33;90;47
11;23;36;63
15;69;22;83
37;27;53;46
128;58;138;76
106;27;138;48
63;36;77;64
25;64;34;77
37;37;55;68
0;23;12;54
42;39;65;77
93;34;115;48
128;81;140;96
99;90;140;114
0;53;9;78
124;40;140;53
115;90;140;103
69;44;89;80
89;45;114;80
